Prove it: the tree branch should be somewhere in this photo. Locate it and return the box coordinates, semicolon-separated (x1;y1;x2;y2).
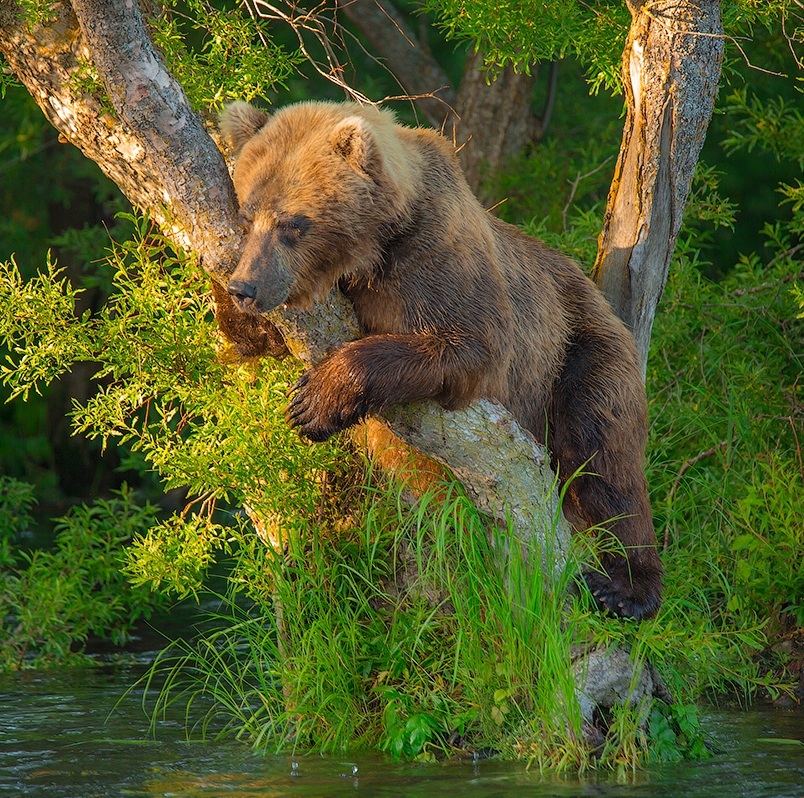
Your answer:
69;0;237;274
0;0;238;276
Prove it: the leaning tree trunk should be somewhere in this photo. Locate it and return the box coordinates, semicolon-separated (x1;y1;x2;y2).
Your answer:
592;0;724;372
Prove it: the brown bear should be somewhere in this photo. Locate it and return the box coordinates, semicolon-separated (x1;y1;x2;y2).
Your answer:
219;100;663;620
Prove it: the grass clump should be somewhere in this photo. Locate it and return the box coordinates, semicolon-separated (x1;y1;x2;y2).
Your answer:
145;484;592;765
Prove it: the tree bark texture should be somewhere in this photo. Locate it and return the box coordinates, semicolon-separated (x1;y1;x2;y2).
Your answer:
453;49;538;195
0;0;238;277
592;0;724;372
0;0;661;738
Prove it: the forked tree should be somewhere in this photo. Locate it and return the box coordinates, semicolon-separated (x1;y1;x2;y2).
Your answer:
0;0;723;730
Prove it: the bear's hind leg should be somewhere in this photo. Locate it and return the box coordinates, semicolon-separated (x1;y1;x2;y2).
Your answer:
572;474;663;620
548;336;663;620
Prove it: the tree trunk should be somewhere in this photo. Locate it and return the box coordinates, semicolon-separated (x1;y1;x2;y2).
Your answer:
453;50;538;197
592;0;724;372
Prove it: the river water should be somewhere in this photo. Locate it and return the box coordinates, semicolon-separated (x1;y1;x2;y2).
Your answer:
0;666;801;797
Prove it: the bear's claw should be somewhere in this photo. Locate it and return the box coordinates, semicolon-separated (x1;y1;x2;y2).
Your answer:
582;567;662;621
286;370;368;442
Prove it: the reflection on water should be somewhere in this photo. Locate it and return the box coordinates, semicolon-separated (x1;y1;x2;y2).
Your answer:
0;667;801;797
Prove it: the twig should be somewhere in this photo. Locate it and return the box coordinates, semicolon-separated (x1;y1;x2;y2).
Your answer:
562;156;614;231
243;0;457;123
485;197;508;214
181;490;216;519
782;7;804;70
730;271;803;297
0;137;59;172
246;0;374;104
663;440;728;550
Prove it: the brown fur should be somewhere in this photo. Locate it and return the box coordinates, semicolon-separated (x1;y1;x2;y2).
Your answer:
219;100;663;619
210;279;288;359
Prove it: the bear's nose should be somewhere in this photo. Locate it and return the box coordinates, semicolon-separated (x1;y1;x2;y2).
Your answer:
227;280;257;304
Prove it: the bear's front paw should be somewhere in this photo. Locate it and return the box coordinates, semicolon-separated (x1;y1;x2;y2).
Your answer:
582;559;662;621
285;369;370;442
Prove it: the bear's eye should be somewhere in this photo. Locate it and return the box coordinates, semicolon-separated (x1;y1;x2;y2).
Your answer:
276;215;311;247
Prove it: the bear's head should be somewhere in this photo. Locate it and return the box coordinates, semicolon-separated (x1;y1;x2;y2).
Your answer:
219;100;417;314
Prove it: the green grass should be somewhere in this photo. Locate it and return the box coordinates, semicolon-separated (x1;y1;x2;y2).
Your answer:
141;481;589;763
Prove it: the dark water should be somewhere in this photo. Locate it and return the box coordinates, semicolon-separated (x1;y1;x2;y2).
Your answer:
0;667;802;798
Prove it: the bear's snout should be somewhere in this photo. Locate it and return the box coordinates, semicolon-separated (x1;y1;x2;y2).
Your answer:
228;279;258;310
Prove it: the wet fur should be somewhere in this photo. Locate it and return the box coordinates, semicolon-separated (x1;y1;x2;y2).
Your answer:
220;100;663;619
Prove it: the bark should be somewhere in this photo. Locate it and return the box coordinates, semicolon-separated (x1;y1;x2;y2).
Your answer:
592;0;724;372
454;50;538;195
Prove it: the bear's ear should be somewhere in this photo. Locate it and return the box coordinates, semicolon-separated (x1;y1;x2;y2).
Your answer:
330;116;381;180
219;101;270;154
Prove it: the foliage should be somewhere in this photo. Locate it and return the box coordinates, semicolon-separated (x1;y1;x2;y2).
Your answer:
648;227;803;635
16;0;58;26
722;89;804;169
425;0;802;95
646;702;710;764
0;482;168;669
0;80;131;499
0;215;343;563
0;476;35;569
649;72;803;636
793;282;804;318
424;0;629;93
150;0;299;111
